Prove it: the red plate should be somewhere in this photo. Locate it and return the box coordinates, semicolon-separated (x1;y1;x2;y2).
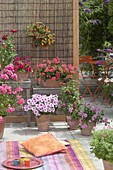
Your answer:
2;157;44;169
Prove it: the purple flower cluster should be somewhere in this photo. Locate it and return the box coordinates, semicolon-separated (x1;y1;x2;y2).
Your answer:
24;94;59;116
78;102;107;129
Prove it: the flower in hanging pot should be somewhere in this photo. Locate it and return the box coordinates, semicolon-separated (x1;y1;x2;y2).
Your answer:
90;127;113;168
0;30;17;69
35;57;78;85
24;94;59;116
26;22;55;47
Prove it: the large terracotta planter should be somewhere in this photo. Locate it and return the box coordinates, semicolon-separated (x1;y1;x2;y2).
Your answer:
35;115;50;131
103;160;113;170
41;79;61;88
0;117;6;139
66;116;79;130
81;122;96;136
16;72;29;81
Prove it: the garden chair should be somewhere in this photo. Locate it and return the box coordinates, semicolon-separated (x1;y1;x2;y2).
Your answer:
79;56;106;101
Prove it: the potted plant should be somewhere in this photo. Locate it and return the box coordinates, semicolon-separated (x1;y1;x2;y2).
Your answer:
26;22;55;47
35;57;78;87
59;79;84;130
0;64;25;139
90;127;113;170
13;56;32;81
24;93;59;131
0;30;17;69
78;102;108;136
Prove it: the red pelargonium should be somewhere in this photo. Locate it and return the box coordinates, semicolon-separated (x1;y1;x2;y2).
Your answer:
13;56;32;73
35;57;78;83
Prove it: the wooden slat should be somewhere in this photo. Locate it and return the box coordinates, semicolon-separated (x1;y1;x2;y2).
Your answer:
6;115;66;123
73;0;79;67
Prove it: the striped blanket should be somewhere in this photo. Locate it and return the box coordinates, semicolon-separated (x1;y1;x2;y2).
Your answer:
0;140;96;170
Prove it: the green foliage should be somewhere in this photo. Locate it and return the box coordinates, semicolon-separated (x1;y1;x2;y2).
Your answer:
103;83;113;103
107;0;113;35
90;128;113;163
79;0;112;57
0;33;17;69
59;79;84;119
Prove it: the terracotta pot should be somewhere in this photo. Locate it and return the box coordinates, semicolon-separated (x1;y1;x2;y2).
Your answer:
35;115;50;131
16;72;29;81
41;79;61;88
81;122;96;136
0;117;6;139
103;160;113;170
66;116;79;130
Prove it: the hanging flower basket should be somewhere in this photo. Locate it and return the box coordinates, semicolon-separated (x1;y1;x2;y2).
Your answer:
26;22;55;47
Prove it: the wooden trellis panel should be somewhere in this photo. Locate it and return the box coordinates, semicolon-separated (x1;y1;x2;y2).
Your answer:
0;0;79;68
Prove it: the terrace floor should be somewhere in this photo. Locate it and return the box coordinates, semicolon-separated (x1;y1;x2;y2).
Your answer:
1;96;113;170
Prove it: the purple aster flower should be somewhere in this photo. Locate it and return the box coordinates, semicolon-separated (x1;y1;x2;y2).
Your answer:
79;2;83;6
85;8;91;13
106;48;112;53
103;0;110;5
111;93;113;97
81;123;87;129
68;107;73;113
82;0;86;2
82;113;87;119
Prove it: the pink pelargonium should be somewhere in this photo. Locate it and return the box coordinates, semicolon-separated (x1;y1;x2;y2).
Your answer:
0;116;5;122
0;64;17;81
7;107;15;113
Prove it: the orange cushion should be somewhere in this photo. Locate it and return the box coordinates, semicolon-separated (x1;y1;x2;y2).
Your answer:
21;134;67;157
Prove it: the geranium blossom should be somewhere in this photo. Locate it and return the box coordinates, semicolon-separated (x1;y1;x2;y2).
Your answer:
0;65;25;116
35;57;78;84
13;56;32;73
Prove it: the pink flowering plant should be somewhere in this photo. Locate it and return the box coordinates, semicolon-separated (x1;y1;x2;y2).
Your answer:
78;102;108;129
0;116;5;123
24;94;59;116
13;56;32;73
59;79;84;120
0;64;25;116
35;57;78;84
